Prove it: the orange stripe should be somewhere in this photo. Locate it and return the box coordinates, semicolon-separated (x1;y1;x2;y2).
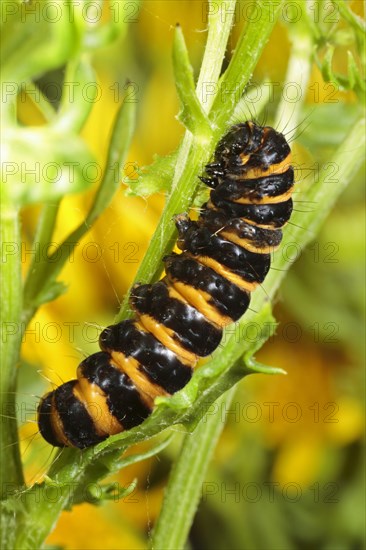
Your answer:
110;350;166;407
232;187;294;205
191;255;258;292
169;279;232;327
219;230;278;254
241;154;292;180
138;313;197;365
50;395;72;447
74;378;123;436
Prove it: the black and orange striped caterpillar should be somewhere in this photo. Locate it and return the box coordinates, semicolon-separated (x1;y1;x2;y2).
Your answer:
38;121;294;448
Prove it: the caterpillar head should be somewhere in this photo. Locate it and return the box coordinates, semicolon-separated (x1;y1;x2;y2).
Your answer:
214;122;262;162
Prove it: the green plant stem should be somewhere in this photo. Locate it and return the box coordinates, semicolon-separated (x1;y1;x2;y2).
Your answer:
274;20;313;131
195;1;236;112
0;197;24;497
22;201;61;321
151;388;236;550
21;58;98;327
210;1;283;133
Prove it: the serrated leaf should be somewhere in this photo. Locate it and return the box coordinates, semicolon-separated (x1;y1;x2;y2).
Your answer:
125;150;179;197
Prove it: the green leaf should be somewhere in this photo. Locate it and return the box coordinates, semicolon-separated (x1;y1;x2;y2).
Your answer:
319;47;365;94
298;103;361;150
85;98;136;224
320;45;336;83
32;280;68;308
1;127;95;205
0;1;77;84
76;0;136;50
125;150;179;197
173;25;212;139
115;433;174;470
244;355;287;376
53;59;97;133
347;50;366;93
334;0;366;37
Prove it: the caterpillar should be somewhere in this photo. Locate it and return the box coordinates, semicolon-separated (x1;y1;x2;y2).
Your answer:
37;121;294;449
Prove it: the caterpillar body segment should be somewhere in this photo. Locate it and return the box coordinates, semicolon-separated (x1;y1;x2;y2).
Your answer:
38;121;294;448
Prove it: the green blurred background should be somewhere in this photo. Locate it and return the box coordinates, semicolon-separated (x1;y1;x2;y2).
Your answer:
15;1;365;548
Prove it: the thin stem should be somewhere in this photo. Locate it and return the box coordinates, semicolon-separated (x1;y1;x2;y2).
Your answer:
20;58;99;327
196;0;236;112
22;201;61;323
0;197;24;497
274;22;313;131
151;388;236;550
